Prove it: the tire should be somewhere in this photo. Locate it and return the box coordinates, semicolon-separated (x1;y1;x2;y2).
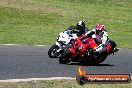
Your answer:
48;44;60;58
97;54;108;64
86;60;100;65
76;76;86;85
107;40;117;53
59;50;71;64
89;54;108;65
80;54;108;65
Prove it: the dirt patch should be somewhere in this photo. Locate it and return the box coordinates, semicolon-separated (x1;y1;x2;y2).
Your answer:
0;0;73;16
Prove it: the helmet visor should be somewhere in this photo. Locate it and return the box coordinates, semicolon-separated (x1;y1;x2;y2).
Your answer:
96;30;103;35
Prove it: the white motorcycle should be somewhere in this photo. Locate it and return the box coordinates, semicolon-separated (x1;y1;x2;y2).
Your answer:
48;31;78;58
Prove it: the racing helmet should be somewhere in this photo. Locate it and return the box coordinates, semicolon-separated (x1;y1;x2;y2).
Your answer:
77;21;85;31
95;24;105;35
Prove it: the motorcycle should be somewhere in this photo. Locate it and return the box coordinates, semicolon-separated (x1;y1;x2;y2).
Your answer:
59;35;119;65
48;31;78;58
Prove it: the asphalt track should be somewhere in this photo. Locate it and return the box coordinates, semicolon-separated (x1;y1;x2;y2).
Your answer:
0;45;132;80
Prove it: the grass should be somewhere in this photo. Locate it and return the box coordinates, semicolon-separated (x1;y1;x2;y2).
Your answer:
0;80;132;88
0;0;132;48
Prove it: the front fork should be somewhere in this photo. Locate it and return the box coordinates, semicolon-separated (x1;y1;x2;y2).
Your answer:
55;42;63;53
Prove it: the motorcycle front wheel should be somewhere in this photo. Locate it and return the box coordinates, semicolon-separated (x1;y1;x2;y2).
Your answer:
48;44;61;58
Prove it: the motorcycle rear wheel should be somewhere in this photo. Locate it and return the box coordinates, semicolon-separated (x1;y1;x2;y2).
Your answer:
59;50;71;64
87;54;108;65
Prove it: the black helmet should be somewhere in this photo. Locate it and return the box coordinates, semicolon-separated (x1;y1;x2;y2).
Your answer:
77;21;85;31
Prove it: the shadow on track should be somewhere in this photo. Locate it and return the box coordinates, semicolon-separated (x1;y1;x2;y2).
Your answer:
67;62;114;66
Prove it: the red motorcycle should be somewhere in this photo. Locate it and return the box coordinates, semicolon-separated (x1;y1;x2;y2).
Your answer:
59;35;119;65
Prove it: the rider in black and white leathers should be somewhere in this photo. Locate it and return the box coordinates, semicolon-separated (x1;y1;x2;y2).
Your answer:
56;21;89;54
65;21;89;37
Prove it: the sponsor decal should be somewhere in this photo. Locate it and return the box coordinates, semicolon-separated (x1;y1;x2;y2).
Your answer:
76;66;131;85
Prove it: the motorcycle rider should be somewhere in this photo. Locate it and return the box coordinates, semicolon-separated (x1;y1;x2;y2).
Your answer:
54;21;89;56
65;21;89;37
87;24;109;54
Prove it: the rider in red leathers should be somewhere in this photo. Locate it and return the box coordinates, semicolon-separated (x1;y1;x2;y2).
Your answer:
87;24;109;54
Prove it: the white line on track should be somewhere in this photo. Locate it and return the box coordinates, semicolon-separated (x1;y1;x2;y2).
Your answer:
0;44;17;46
0;76;131;82
35;45;47;46
0;77;76;82
0;44;47;46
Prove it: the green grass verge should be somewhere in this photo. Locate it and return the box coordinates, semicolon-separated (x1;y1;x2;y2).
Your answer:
0;0;132;48
0;80;132;88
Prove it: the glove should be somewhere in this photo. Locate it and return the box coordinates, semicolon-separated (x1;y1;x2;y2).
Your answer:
95;46;106;54
87;31;95;37
88;48;96;54
93;49;99;54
